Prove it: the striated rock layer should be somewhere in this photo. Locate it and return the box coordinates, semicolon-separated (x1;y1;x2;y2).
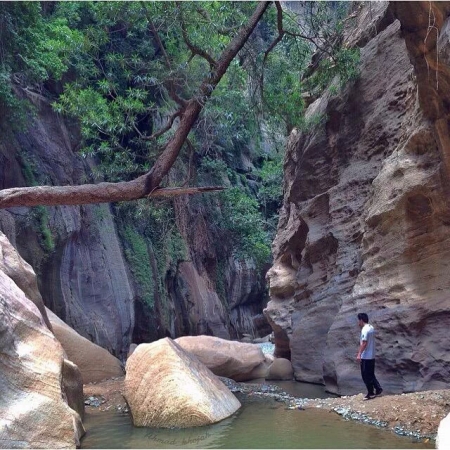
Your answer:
0;232;84;448
124;338;241;428
266;1;450;395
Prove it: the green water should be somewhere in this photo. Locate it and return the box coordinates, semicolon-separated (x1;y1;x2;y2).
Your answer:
81;383;433;449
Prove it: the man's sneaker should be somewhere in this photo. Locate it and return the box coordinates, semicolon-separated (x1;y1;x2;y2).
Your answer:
363;394;375;400
375;388;383;397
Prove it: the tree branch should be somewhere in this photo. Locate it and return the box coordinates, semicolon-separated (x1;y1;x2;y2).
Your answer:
260;2;285;104
0;181;224;208
143;1;271;193
136;109;182;141
147;16;172;70
178;3;217;68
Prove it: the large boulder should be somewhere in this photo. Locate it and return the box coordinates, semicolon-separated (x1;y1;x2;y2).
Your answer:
0;268;84;448
46;307;124;383
175;335;265;381
124;338;241;428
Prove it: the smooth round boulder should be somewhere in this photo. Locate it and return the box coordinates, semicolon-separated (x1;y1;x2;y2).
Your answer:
125;338;241;428
266;358;294;380
46;308;124;383
175;335;265;381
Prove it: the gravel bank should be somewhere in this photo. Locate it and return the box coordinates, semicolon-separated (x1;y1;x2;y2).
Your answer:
220;378;450;444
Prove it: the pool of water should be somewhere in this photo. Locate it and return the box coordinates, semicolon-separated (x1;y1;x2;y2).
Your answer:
81;386;433;449
251;379;334;399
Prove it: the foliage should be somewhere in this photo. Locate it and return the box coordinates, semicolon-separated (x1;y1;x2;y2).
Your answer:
50;2;265;181
18;152;54;252
121;225;154;308
218;187;271;266
0;2;82;125
255;154;284;230
116;198;187;309
304;47;361;96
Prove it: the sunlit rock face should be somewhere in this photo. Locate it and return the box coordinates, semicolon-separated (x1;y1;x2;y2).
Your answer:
124;338;241;428
0;231;51;330
266;2;450;395
0;233;84;448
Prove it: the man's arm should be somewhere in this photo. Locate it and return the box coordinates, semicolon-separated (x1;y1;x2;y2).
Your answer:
357;340;367;361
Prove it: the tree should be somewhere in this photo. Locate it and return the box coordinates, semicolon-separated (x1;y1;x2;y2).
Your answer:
0;1;358;211
0;1;270;208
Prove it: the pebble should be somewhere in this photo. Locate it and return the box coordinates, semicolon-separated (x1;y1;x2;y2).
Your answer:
84;395;104;407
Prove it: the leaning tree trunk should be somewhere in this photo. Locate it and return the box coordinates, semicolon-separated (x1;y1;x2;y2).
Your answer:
0;2;270;209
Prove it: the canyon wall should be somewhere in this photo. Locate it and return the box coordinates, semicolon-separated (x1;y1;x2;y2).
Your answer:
0;90;268;357
266;1;450;395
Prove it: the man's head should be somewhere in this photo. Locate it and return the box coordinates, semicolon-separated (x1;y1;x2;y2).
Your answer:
357;312;369;328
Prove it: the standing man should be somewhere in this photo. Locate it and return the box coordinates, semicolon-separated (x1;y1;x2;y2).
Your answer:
357;312;383;400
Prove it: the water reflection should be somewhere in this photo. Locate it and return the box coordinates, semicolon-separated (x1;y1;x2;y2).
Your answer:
81;393;432;449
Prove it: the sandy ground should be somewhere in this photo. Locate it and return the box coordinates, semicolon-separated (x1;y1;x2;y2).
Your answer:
83;377;450;443
303;390;450;442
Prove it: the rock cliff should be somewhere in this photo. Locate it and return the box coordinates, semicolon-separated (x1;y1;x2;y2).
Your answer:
266;1;450;395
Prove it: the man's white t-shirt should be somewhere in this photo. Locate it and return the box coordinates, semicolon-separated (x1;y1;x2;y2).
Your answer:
360;323;376;359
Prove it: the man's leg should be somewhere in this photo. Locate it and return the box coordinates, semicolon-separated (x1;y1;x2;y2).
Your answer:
373;360;382;394
360;359;374;396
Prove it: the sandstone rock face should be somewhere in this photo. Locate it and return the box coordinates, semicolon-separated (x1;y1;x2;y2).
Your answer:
225;257;270;337
124;338;241;428
175;335;265;381
47;308;124;383
167;189;269;341
0;257;83;447
0;231;51;330
266;358;294;381
266;2;450;395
